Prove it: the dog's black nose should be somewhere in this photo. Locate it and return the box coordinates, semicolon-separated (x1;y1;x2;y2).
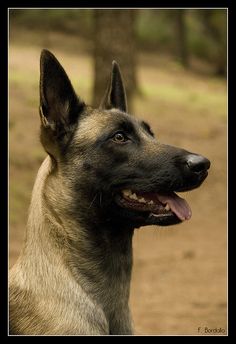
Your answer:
185;154;210;174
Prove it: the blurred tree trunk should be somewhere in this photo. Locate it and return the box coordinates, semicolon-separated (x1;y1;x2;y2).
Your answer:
174;9;189;68
92;9;137;112
200;10;227;76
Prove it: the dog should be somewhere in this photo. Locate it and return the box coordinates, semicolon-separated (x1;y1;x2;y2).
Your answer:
9;50;210;335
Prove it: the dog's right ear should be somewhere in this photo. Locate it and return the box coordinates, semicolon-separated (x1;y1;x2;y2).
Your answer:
99;61;128;113
39;49;85;133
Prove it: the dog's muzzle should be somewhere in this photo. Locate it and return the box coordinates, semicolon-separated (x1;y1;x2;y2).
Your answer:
114;153;210;227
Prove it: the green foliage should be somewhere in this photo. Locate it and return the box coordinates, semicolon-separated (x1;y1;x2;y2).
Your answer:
135;10;174;51
187;10;227;74
135;9;226;75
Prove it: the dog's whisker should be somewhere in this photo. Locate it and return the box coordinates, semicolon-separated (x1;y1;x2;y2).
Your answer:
88;194;98;209
99;192;103;207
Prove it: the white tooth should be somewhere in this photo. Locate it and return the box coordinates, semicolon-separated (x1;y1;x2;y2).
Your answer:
148;200;154;205
139;197;147;203
165;204;170;211
129;193;136;200
123;189;131;196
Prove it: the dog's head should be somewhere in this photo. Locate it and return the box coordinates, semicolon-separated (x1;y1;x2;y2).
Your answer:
39;50;210;229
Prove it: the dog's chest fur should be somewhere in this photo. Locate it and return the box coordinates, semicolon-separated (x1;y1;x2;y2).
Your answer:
10;157;134;335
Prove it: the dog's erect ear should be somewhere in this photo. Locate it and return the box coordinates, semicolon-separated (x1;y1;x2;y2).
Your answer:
39;49;85;131
100;61;128;113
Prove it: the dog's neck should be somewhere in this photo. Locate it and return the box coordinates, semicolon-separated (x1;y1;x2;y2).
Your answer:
24;156;134;332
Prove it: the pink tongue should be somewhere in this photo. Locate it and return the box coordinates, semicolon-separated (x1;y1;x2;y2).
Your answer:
158;193;192;221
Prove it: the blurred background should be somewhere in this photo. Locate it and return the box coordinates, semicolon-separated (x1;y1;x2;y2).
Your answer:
9;9;227;335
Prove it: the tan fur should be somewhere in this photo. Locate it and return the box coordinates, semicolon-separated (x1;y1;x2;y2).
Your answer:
9;156;133;335
10;157;108;334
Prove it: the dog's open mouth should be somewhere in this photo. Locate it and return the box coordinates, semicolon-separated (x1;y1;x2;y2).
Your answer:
115;189;192;226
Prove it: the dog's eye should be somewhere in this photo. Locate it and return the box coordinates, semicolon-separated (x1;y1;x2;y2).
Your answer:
112;132;128;143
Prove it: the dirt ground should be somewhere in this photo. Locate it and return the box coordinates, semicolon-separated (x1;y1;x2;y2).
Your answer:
9;32;227;336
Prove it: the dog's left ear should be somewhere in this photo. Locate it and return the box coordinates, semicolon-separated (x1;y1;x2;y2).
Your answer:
39;49;85;130
100;61;128;113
